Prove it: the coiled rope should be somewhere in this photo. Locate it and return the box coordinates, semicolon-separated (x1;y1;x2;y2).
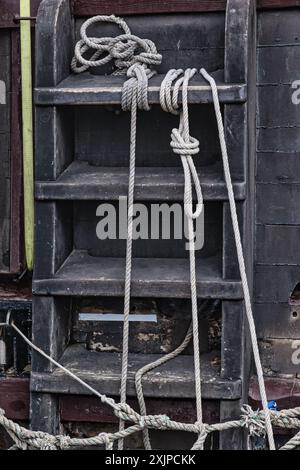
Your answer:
0;14;283;451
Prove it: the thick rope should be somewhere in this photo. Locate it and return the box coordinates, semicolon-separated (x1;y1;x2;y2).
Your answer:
159;68;204;449
71;15;162;450
0;14;281;451
200;68;275;450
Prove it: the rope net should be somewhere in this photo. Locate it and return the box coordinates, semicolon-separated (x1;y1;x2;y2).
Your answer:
1;15;298;451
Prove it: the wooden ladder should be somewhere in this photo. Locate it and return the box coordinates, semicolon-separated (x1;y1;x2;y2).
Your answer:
31;0;256;450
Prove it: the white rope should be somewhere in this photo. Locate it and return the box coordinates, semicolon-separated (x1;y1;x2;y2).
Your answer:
0;15;275;451
200;68;275;450
160;68;204;449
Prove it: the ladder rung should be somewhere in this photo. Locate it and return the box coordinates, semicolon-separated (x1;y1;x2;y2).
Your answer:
35;162;246;201
33;250;243;299
30;344;242;400
35;70;247;106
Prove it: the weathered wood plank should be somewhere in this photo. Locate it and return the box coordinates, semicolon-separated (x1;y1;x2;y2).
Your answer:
255;265;300;303
60;395;219;424
0;31;11;273
256;183;300;224
33;250;243;299
257;127;300;153
249;375;300;410
35;162;246;201
258;46;300;85
259;338;300;375
256;152;300;183
0;378;29;421
73;0;300;17
256;225;300;264
258;8;300;46
73;200;219;259
35;73;246;106
10;29;23;273
30;344;242;399
1;0;300;29
257;85;300;127
255;303;299;339
74;104;220;168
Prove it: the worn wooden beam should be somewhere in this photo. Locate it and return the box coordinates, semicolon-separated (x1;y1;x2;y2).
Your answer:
2;1;300;28
0;0;41;28
249;375;300;410
0;378;29;420
10;30;23;274
72;0;300;17
60;396;219;424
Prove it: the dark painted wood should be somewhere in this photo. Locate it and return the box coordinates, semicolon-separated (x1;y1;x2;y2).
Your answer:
36;162;246;201
255;265;300;303
74;200;220;259
10;30;23;274
255;303;300;339
0;378;29;420
30;392;60;433
257;183;300;224
256;225;300;264
257;85;300;127
1;0;300;29
35;0;73;87
30;343;242;399
0;0;41;28
33;250;243;299
75;105;220;168
257;47;300;85
256;152;300;183
249;375;300;410
220;0;256;450
258;8;300;46
72;0;300;17
0;30;11;273
35;72;247;105
35;107;74;181
34;202;72;278
259;338;300;375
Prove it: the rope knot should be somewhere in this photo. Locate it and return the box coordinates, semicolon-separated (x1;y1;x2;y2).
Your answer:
241;405;266;437
170;128;200;157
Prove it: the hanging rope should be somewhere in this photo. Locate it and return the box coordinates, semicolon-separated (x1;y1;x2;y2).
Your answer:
0;14;282;451
160;68;204;450
72;15;162;450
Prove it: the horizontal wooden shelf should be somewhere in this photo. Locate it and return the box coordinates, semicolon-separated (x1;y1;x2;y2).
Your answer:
35;162;246;201
33;250;243;299
31;344;242;400
35;71;247;106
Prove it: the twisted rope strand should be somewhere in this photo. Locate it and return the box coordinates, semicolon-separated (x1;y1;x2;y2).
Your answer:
200;68;275;451
1;14;290;451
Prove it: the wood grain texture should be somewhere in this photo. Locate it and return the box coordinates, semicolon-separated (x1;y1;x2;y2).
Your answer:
72;0;300;17
31;343;242;399
33;250;243;299
10;30;23;274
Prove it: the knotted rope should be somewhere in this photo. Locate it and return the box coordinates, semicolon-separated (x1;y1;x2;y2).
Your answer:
72;15;162;450
0;14;282;451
